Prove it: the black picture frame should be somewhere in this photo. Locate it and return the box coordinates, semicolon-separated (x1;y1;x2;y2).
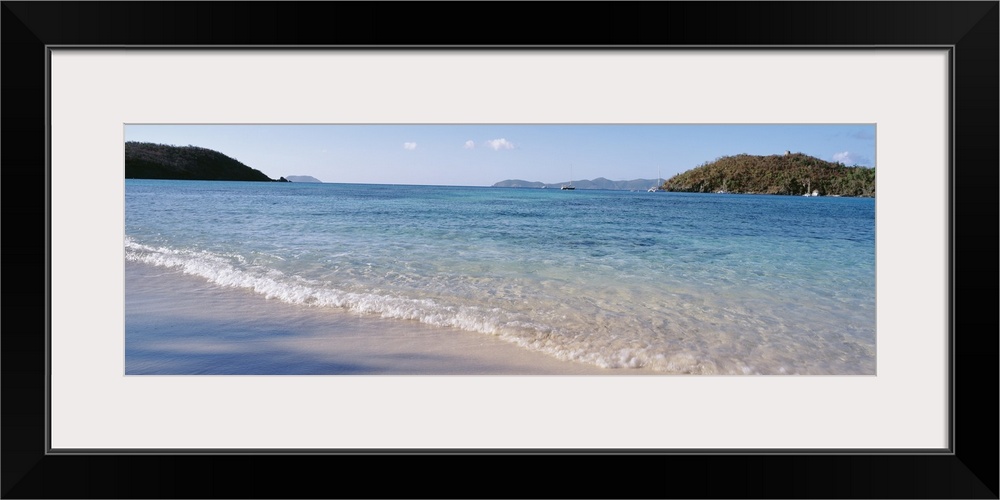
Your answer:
3;2;996;498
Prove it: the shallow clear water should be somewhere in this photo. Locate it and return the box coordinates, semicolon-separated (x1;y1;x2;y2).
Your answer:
125;180;876;374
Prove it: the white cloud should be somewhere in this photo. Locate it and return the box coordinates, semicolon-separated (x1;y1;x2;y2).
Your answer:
464;140;475;149
403;142;417;150
486;138;515;150
832;151;871;166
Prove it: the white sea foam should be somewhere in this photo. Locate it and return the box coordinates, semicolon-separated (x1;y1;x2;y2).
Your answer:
124;237;712;372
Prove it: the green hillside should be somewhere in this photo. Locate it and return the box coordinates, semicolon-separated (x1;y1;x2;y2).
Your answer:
125;142;281;182
661;152;875;197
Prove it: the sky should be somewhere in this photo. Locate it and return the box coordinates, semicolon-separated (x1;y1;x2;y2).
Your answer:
125;124;876;186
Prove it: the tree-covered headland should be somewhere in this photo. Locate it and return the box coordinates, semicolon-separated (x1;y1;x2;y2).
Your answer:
125;142;286;182
661;152;875;197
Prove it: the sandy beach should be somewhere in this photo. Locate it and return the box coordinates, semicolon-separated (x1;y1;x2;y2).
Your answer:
126;261;651;375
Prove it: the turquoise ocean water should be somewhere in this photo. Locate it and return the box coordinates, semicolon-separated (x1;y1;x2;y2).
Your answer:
125;180;876;374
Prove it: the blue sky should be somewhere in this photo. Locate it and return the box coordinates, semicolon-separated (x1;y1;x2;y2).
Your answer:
125;124;875;186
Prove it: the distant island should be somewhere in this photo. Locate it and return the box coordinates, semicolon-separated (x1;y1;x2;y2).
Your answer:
125;142;284;182
285;175;323;183
493;178;662;191
661;152;875;197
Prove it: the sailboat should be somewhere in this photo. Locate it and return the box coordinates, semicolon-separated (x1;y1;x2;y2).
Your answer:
716;179;730;194
648;168;662;192
561;164;576;190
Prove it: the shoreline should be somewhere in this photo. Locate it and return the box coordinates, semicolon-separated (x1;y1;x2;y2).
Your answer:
125;261;652;375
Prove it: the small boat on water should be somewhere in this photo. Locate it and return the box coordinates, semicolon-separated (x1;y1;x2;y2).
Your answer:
562;164;576;190
648;168;663;192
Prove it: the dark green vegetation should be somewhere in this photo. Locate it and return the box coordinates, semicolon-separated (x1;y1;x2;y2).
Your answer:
125;142;282;181
661;153;875;197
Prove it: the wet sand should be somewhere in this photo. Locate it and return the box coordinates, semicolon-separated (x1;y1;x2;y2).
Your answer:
126;261;652;375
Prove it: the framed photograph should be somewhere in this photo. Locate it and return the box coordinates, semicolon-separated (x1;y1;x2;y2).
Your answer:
4;2;996;498
119;122;880;377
